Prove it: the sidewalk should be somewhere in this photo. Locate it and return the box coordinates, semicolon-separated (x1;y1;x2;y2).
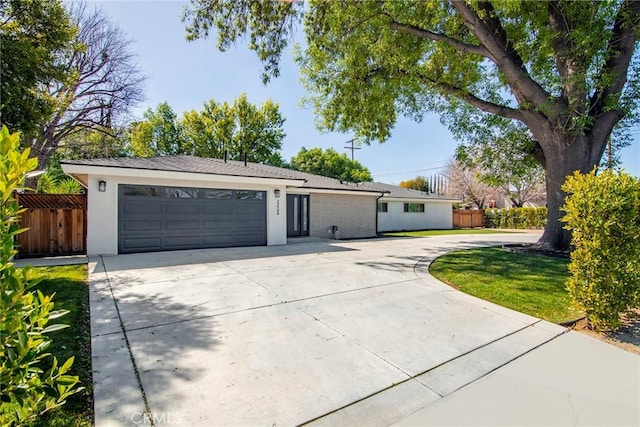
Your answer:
394;331;640;426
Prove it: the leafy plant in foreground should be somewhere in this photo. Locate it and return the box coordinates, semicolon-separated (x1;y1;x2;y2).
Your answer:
0;126;82;425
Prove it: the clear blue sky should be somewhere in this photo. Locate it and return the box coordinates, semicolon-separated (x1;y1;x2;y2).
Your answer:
93;0;639;183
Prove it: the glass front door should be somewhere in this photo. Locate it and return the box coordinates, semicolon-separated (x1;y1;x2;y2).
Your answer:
287;194;309;237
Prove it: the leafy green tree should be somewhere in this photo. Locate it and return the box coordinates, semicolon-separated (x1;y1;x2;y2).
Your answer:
399;176;429;192
184;0;640;251
0;0;77;138
290;147;373;182
130;103;187;157
57;127;131;160
0;127;82;424
182;94;286;166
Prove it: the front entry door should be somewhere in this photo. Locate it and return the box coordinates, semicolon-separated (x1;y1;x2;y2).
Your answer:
287;194;309;237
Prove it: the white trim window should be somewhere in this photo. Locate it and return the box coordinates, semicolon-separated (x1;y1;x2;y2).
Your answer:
403;203;425;213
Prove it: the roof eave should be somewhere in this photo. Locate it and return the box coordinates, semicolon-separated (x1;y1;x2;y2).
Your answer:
61;163;306;187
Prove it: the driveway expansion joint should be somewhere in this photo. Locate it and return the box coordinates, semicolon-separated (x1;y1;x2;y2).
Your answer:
99;255;155;426
298;320;568;426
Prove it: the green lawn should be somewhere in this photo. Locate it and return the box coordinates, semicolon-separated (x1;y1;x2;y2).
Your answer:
29;265;93;427
429;247;583;323
382;229;517;237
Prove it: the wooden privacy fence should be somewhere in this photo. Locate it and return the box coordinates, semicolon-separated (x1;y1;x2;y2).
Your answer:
15;193;87;258
453;209;485;229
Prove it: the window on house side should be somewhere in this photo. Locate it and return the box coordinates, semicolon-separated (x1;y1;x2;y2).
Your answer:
404;203;425;213
377;202;388;213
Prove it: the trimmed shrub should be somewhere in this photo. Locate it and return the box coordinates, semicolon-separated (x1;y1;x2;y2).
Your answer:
484;207;547;229
562;169;640;330
0;126;82;424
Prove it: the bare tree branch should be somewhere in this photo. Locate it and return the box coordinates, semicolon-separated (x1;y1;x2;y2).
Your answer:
32;1;145;169
445;160;493;209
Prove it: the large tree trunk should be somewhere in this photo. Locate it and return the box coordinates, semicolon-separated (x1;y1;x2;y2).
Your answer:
536;133;604;251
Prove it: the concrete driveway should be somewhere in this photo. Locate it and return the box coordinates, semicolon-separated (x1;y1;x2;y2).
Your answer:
88;233;638;426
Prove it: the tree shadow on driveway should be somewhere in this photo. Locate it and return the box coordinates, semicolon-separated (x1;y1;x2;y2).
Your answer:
96;242;358;273
90;280;218;424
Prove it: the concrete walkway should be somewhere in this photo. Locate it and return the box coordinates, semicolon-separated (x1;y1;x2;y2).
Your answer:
87;233;640;426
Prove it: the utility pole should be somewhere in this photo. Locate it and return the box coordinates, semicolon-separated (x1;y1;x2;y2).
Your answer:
344;138;361;161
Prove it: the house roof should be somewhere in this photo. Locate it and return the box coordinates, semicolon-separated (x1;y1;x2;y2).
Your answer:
60;155;383;194
362;182;459;201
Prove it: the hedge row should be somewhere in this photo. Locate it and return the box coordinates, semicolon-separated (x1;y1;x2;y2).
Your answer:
562;170;640;330
484;207;547;229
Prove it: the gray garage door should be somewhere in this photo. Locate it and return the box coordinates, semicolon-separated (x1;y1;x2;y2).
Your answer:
118;185;266;253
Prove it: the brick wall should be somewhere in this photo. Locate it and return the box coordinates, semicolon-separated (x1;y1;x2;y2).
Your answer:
309;193;377;239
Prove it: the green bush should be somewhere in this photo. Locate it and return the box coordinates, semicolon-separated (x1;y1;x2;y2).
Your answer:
484;207;547;229
562;169;640;330
0;126;82;425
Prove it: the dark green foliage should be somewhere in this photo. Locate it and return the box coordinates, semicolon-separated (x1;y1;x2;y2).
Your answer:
0;0;77;138
290;147;373;182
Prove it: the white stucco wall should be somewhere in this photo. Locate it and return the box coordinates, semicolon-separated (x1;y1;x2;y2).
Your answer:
81;173;288;255
377;199;453;232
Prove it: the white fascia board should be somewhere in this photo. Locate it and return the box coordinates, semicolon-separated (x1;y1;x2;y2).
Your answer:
381;196;460;203
299;187;385;196
61;164;305;187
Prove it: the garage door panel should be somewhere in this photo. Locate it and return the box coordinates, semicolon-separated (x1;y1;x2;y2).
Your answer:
119;185;266;253
121;237;162;251
166;220;200;231
123;201;162;215
233;234;267;245
201;234;238;246
165;235;202;248
201;204;235;215
165;203;200;215
202;220;234;230
238;220;264;232
122;221;163;232
237;223;266;233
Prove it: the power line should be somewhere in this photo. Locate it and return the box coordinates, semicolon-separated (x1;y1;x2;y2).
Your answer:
372;165;447;178
372;159;449;174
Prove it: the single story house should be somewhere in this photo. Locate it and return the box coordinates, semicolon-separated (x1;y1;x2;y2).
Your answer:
364;182;459;232
61;156;458;255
